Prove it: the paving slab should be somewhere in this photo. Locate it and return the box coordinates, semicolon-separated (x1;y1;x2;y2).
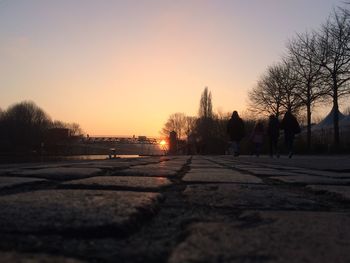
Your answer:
66;164;128;170
189;164;224;169
0;190;161;234
127;160;155;166
232;164;263;169
165;157;190;165
20;163;73;169
191;156;212;161
62;176;172;190
253;164;304;171
183;184;317;209
66;161;130;170
114;167;178;177
169;211;350;263
135;164;181;171
270;175;350;185
130;156;167;165
238;155;350;171
0;168;20;175
0;176;47;189
190;159;218;166
152;163;184;171
183;169;262;184
190;160;216;164
0;252;85;263
157;159;186;165
210;159;236;165
296;169;350;178
272;166;304;172
242;168;302;177
307;185;350;201
9;167;103;180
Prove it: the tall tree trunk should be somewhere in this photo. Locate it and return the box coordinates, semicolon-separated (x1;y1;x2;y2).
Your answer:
306;104;312;151
306;85;312;151
333;82;340;148
276;102;280;119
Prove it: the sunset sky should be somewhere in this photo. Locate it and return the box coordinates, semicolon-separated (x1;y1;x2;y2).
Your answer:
0;0;345;136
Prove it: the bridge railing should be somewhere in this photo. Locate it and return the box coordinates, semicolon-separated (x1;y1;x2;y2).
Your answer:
83;137;159;144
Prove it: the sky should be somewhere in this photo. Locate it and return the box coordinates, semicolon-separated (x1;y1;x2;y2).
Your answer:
0;0;346;136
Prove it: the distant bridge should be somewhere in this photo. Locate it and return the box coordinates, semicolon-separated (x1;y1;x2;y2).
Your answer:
83;136;160;145
77;136;167;156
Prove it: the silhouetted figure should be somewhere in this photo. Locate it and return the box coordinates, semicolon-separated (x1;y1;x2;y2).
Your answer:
280;111;301;158
109;148;117;159
227;111;245;156
267;115;280;158
250;121;264;157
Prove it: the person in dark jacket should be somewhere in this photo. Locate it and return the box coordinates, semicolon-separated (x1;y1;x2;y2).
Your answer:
280;110;300;158
227;111;245;156
267;114;280;158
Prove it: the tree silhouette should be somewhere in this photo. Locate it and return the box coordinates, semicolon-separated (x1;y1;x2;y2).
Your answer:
161;113;188;140
249;62;302;118
0;101;84;154
313;9;350;146
199;87;213;119
51;120;83;136
1;101;51;151
287;31;326;150
196;87;215;153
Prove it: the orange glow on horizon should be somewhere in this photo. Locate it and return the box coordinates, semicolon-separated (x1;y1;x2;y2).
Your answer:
0;1;339;136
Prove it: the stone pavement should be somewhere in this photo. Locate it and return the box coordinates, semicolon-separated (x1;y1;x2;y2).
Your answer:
0;155;350;262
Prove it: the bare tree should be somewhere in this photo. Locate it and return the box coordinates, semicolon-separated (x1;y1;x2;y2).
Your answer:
248;62;302;118
315;9;350;146
66;123;83;136
161;112;187;139
51;120;83;136
278;60;303;113
51;120;66;129
248;69;283;118
287;31;326;149
184;116;197;137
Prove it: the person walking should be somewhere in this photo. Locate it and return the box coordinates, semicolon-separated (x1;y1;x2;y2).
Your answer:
267;114;280;158
227;111;245;156
280;110;300;158
250;121;264;157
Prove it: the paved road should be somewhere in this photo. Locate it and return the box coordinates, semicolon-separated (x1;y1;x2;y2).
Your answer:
0;155;350;262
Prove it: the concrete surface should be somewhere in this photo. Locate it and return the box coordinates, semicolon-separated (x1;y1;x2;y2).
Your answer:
0;155;349;263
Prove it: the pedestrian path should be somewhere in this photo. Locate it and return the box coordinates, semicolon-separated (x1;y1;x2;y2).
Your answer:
0;155;349;262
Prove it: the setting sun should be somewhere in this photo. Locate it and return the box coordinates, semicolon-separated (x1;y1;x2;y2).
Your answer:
159;140;167;146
